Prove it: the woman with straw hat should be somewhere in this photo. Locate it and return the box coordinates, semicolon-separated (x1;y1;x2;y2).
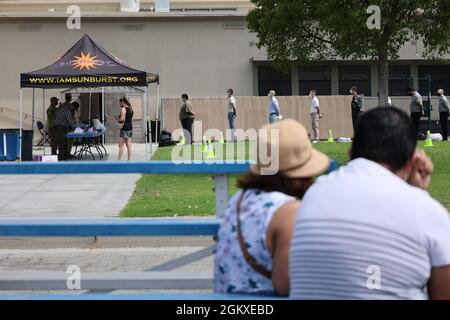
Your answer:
214;119;330;296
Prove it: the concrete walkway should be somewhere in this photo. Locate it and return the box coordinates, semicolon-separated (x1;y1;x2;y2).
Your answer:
0;143;157;219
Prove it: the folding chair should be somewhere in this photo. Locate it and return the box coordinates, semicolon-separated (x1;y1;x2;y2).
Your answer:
36;121;50;147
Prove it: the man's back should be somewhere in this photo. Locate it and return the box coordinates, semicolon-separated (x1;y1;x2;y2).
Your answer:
410;92;422;113
290;158;450;300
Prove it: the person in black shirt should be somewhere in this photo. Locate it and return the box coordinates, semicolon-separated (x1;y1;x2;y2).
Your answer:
117;96;134;161
350;86;364;132
54;100;77;161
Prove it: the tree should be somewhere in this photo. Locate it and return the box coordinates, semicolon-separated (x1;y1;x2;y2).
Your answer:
247;0;450;105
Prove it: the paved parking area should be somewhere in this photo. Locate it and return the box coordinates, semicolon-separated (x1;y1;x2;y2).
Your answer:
0;173;141;218
0;143;158;219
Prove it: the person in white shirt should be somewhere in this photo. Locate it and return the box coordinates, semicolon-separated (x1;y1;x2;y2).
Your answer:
290;106;450;300
227;89;237;142
309;89;322;144
268;90;281;124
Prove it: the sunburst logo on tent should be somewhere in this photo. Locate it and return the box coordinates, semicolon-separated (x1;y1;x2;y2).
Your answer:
72;52;99;70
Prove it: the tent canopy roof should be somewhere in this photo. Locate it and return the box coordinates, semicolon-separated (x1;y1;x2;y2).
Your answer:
20;34;159;88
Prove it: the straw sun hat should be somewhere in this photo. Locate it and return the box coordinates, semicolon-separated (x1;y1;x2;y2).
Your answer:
251;119;330;178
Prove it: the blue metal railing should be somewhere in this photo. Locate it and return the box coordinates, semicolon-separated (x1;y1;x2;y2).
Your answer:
0;218;220;237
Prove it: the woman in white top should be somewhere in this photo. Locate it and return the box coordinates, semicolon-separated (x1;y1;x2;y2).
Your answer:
214;119;330;296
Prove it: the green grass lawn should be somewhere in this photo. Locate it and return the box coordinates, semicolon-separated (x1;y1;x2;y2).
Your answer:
120;141;450;217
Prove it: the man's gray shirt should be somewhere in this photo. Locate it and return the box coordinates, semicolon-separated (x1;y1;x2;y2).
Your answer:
439;95;450;113
410;92;422;113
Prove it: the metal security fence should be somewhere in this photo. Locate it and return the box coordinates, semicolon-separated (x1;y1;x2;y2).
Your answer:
160;95;354;141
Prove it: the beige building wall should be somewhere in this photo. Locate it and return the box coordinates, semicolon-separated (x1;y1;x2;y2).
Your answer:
0;17;257;123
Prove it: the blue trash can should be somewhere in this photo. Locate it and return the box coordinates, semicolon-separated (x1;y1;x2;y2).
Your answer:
0;131;5;161
0;130;20;161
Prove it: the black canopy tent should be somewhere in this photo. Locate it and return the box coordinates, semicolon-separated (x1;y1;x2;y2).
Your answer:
19;34;160;160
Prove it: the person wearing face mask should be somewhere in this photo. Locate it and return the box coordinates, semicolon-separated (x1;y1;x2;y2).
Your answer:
350;86;363;132
179;93;195;144
309;89;322;144
47;97;60;155
54;99;77;161
407;87;424;139
268;90;281;124
290;107;450;300
437;89;449;141
227;89;237;142
117;96;134;161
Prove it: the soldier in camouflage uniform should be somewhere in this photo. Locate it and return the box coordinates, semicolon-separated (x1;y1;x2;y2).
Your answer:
60;93;75;158
47;97;60;155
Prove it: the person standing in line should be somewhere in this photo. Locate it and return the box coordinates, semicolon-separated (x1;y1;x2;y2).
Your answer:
117;96;134;161
54;100;77;161
227;89;237;142
350;86;364;131
309;89;322;144
66;100;80;158
437;89;449;141
179;93;195;144
60;93;75;158
47;97;60;155
268;90;281;124
408;87;424;139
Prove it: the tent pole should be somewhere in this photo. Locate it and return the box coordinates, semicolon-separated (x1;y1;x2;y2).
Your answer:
148;86;152;158
102;87;105;146
89;88;92;120
19;89;23;162
144;87;149;160
31;88;35;135
156;83;160;144
42;89;46;156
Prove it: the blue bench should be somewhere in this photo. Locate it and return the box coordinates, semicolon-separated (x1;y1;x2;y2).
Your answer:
0;218;220;237
0;161;251;175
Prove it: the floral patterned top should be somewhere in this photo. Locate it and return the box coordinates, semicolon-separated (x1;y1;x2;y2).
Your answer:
214;189;295;295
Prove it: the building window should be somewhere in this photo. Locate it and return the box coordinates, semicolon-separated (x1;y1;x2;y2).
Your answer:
418;65;450;95
257;66;292;96
299;66;331;95
339;65;371;96
389;65;411;96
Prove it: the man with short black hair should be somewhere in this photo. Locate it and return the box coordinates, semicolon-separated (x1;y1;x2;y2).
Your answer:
438;89;449;141
408;87;423;138
290;107;450;300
